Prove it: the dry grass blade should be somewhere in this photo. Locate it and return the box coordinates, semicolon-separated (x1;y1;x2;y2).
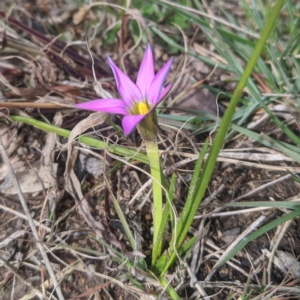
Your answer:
0;230;26;248
68;169;105;236
0;204;51;233
0;10;108;78
0;257;50;300
62;112;107;238
264;249;300;279
205;215;267;281
232;174;292;202
0;137;65;300
267;219;295;284
203;239;250;278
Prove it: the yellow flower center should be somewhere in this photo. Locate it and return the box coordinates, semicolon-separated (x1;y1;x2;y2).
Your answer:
138;102;149;115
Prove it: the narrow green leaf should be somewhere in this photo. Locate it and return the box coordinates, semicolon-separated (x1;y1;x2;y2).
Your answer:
216;207;300;268
5;115;148;163
161;138;209;275
161;0;286;275
152;173;176;269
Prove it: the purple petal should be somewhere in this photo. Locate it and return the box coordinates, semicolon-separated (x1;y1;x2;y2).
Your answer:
107;56;142;107
76;99;128;115
148;58;173;106
136;44;155;96
122;114;146;135
157;84;172;103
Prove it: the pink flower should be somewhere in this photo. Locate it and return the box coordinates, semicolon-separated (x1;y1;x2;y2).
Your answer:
76;44;172;135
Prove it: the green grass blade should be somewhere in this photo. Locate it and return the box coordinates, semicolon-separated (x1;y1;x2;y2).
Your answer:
158;276;181;300
152;174;176;273
172;138;209;245
161;138;209;275
230;123;300;161
215;207;300;268
6;115;148;163
161;0;286;275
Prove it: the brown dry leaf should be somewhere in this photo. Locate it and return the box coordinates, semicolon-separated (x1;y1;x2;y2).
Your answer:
0;71;21;96
16;85;50;101
178;87;221;115
64;112;107;181
42;112;62;166
0;156;22;182
37;56;56;83
0;125;21;157
0;159;57;195
62;112;108;238
170;74;222;115
40;112;62;188
263;249;300;279
73;5;90;25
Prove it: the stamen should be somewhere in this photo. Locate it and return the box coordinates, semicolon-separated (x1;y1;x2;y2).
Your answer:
138;102;149;115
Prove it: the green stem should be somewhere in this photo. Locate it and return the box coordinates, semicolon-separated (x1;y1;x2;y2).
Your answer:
4;115;148;164
145;141;163;266
158;276;181;300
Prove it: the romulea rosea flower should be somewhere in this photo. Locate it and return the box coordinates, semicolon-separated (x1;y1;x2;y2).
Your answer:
76;44;172;138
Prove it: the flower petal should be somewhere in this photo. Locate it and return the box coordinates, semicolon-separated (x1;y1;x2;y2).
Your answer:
136;44;155;96
157;84;172;104
76;99;128;115
148;58;173;106
107;56;142;107
122;114;146;135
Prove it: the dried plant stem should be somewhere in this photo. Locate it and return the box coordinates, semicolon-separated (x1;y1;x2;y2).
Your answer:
0;137;65;300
